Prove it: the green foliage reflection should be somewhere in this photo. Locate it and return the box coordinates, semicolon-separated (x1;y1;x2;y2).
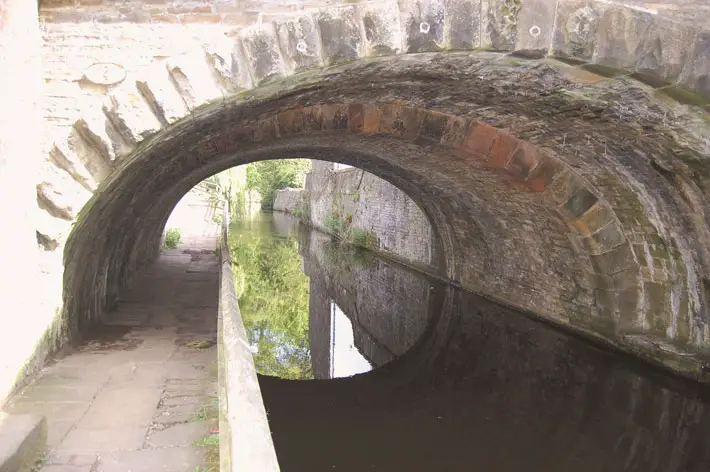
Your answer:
246;159;311;210
229;216;313;380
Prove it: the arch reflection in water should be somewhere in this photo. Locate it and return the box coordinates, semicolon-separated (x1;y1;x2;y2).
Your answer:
228;212;437;380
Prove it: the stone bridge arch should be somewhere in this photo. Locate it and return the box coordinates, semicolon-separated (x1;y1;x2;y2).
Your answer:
29;0;710;381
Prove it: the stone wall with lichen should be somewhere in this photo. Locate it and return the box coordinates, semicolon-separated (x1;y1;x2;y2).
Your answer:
275;161;437;269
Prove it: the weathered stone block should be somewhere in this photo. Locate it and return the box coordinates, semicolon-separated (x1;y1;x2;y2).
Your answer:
362;103;383;134
252;117;278;143
277;108;305;137
591;6;696;84
562;186;598;218
506;141;539;178
348;103;365;133
615;286;641;316
644;281;671;334
416;111;449;143
444;0;481;50
359;2;402;56
591;243;635;275
275;15;323;72
525;155;562;192
302;106;324;134
513;0;557;57
180;13;221;23
399;0;445;53
374;103;404;136
62;123;113;185
166;54;224;110
440;115;470;148
136;61;190;126
678;31;710;99
315;7;364;66
583;221;626;255
395;106;426;141
547;170;582;205
481;0;520;51
594;267;639;292
458;121;498;160
38;159;93;221
206;36;253;92
240;23;289;84
551;0;604;62
320;103;349;130
488;130;518;168
104;81;163;146
570;201;614;236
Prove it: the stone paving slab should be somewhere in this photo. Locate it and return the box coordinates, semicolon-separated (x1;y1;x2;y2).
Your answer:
59;427;146;453
98;446;204;472
2;221;219;471
0;413;46;472
42;466;94;472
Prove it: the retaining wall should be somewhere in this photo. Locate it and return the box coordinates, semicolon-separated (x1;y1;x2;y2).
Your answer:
274;160;439;270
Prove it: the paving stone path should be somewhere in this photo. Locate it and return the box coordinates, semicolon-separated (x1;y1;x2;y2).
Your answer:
5;194;221;471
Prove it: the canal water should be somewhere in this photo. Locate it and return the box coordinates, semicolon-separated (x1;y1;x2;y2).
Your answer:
229;212;710;472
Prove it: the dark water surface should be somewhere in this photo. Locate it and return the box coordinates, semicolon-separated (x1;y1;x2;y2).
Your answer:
229;212;710;472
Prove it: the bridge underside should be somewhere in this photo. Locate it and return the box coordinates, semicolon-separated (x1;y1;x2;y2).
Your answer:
0;0;708;402
54;52;710;379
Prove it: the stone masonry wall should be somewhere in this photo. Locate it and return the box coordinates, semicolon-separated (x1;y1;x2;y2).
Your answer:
275;160;437;269
272;188;305;214
314;162;436;268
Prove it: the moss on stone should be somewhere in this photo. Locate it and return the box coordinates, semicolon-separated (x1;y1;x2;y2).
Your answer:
657;85;710;107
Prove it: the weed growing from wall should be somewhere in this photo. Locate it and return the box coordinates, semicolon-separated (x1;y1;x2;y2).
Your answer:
163;228;181;249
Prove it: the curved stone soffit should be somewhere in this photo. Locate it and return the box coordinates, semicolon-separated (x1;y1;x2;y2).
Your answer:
36;2;710;371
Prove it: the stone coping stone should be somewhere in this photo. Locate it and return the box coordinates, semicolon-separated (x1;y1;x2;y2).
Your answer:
0;412;47;472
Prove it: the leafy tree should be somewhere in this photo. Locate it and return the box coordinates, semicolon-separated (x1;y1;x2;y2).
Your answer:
246;159;311;210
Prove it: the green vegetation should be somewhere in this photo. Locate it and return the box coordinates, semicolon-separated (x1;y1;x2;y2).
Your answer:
197;160;310;216
323;210;376;250
350;227;375;248
193;434;220;447
229;216;313;380
31;452;48;472
194;398;219;422
163;228;181;249
196;166;249;220
292;199;310;222
246;159;311;210
324;211;348;234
